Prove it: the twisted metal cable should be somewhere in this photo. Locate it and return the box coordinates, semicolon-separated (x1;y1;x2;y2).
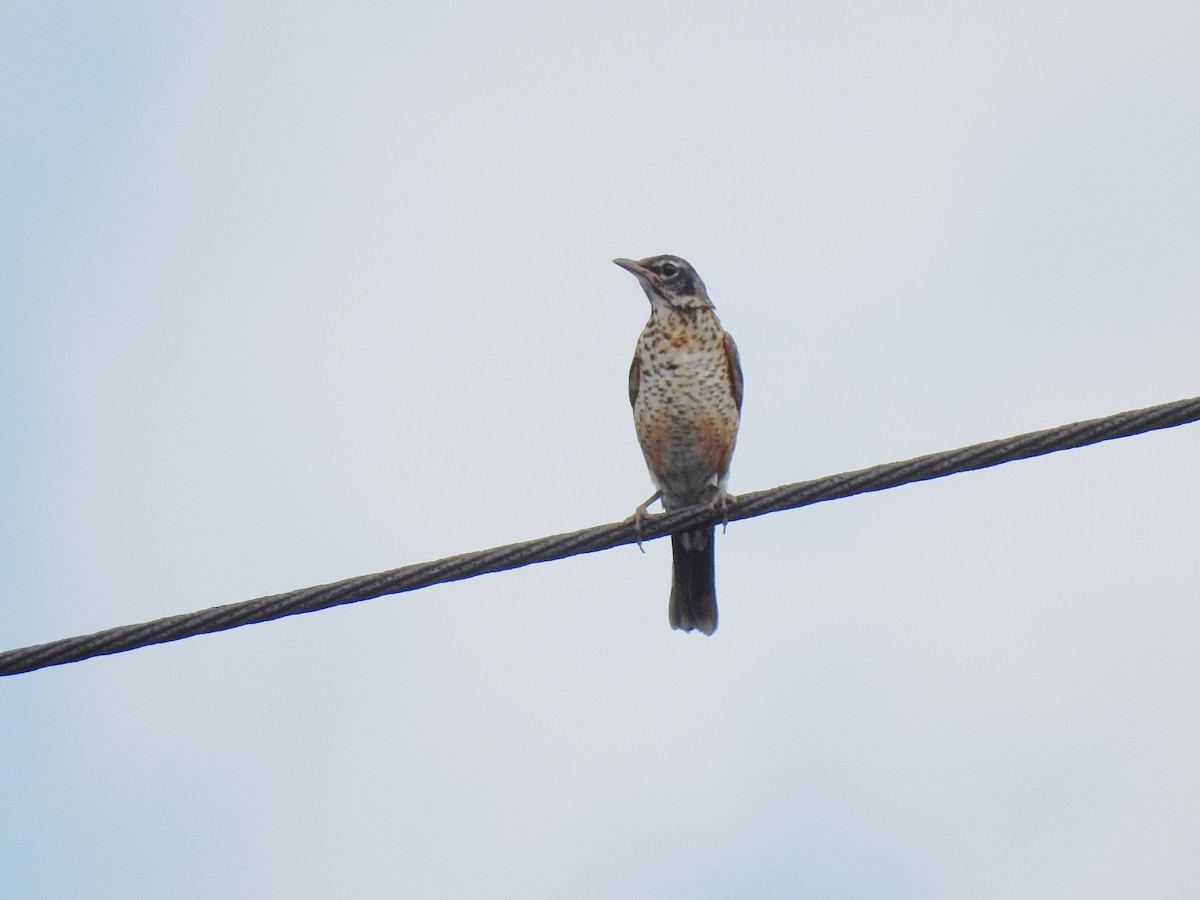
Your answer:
2;395;1198;677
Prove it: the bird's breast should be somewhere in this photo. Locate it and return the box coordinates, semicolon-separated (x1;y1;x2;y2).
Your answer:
631;311;740;505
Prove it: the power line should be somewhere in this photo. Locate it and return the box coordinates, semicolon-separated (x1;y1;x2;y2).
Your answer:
2;395;1198;677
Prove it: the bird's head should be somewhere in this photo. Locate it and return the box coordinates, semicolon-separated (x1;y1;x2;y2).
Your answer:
613;255;713;312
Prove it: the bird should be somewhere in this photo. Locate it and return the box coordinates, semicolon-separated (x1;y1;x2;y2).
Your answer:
614;254;743;635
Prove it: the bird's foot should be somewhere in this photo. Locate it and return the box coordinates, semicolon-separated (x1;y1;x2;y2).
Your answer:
624;492;662;553
709;489;735;534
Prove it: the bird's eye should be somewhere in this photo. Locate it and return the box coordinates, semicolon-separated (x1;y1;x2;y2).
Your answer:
659;262;679;279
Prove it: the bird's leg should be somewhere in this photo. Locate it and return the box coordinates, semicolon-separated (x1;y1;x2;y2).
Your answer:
709;489;735;534
624;491;663;553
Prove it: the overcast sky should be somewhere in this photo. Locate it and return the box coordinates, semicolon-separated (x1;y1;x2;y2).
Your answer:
3;1;1199;897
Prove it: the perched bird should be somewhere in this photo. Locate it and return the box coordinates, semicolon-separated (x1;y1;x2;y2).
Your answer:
614;255;743;635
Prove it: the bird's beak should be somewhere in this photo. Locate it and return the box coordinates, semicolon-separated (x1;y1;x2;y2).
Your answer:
613;258;653;281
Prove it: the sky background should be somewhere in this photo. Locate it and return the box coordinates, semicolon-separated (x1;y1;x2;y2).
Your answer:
3;1;1199;897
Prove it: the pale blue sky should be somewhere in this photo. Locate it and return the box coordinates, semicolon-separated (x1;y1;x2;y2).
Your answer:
3;1;1200;897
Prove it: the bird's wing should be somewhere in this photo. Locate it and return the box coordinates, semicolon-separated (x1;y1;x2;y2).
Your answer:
723;331;744;413
628;352;642;408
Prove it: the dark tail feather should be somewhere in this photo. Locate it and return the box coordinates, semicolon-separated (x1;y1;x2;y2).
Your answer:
669;527;717;635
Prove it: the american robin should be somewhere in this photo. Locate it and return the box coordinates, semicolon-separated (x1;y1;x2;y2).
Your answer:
614;255;743;635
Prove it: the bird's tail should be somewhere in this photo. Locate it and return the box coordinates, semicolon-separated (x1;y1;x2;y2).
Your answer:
669;527;718;635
